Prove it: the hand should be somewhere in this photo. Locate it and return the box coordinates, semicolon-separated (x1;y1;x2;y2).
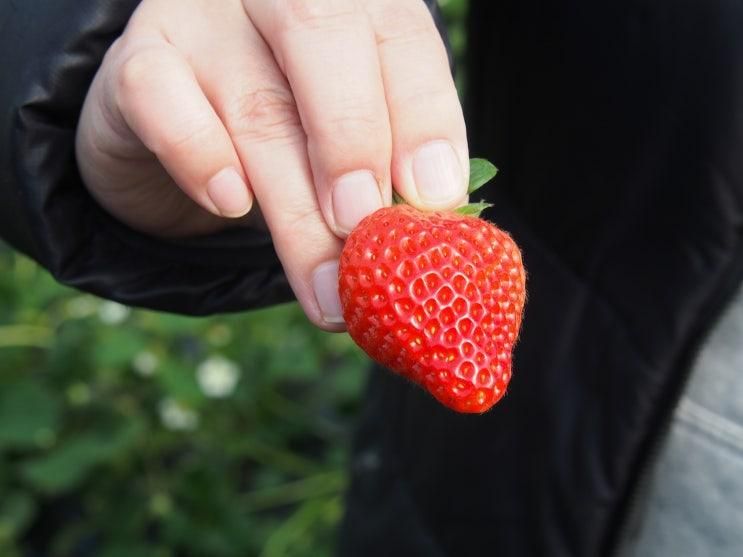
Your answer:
76;0;468;330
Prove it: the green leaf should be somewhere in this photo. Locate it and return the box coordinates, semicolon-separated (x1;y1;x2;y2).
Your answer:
0;381;60;449
93;329;146;369
22;437;100;494
242;471;346;512
455;202;494;217
261;498;339;557
0;325;53;349
21;420;143;494
392;190;405;205
468;158;498;194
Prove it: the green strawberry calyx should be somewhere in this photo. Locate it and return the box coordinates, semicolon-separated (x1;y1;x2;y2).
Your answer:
392;158;498;218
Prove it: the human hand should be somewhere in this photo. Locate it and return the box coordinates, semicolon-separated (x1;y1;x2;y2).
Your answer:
76;0;468;330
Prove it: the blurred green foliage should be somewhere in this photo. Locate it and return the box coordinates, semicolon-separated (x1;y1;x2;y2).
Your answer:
0;245;367;556
439;0;470;94
0;1;469;555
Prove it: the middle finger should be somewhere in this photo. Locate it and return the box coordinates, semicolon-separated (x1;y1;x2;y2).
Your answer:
244;0;392;237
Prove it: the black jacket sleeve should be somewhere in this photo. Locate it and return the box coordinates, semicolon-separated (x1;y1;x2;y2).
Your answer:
0;0;443;316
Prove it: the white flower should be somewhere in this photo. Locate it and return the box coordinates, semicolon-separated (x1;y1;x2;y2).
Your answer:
196;356;241;398
98;301;131;325
158;398;199;431
132;351;158;377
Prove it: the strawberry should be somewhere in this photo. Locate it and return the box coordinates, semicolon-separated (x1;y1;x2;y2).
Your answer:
338;160;526;413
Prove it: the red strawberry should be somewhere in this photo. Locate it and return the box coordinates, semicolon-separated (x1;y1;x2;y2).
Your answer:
338;161;525;413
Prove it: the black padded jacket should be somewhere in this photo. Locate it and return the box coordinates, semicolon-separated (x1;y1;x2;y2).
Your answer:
2;1;743;556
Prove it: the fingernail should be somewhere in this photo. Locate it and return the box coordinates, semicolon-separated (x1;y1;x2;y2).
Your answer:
332;170;383;235
206;167;251;217
412;140;464;205
312;260;344;324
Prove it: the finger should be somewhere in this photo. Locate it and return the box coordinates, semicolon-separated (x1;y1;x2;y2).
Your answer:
179;13;346;330
244;0;391;237
365;0;469;210
109;40;252;218
244;136;346;331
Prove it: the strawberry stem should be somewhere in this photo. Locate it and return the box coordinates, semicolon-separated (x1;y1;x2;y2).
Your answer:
392;158;499;218
455;201;494;217
468;159;498;194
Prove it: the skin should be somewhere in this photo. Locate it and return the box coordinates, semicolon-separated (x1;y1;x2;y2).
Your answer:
76;0;469;331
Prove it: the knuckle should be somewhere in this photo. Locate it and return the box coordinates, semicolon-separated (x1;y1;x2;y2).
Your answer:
115;43;173;103
270;197;331;260
117;50;154;97
283;208;333;258
274;0;361;32
161;118;216;153
370;3;435;46
318;117;388;156
226;87;303;144
285;202;325;237
311;100;389;149
395;85;457;117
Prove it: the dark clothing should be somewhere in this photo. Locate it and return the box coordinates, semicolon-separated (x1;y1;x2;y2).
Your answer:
2;1;743;556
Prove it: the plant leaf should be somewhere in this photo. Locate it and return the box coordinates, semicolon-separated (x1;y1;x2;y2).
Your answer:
455;202;494;217
21;420;143;494
468;158;498;194
0;380;60;449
